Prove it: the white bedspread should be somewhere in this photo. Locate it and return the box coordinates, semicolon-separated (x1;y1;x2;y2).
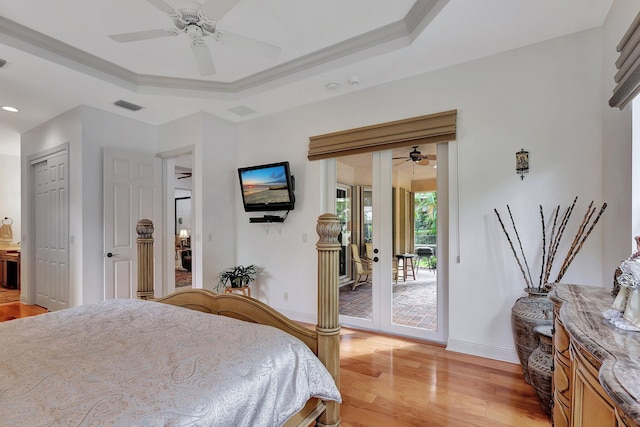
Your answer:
0;299;341;427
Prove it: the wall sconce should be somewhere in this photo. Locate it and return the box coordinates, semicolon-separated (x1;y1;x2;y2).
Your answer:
516;149;529;180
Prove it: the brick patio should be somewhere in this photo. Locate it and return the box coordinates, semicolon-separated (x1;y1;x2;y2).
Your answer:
339;267;438;330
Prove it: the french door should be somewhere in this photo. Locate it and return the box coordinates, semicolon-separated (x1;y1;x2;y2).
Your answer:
336;146;447;342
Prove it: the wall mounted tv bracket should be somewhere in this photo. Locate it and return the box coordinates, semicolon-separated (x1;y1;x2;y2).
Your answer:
249;214;286;223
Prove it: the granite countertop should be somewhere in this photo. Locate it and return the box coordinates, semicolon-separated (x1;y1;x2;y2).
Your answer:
550;283;640;423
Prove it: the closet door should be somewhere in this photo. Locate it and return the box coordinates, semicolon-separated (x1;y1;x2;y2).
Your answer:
34;151;69;311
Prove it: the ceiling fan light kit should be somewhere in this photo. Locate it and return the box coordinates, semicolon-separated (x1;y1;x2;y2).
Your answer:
108;0;281;76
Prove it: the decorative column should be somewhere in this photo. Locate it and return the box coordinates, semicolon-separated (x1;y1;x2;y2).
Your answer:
315;213;341;427
136;219;154;300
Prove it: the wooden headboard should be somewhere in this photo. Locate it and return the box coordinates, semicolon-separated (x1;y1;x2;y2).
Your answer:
135;213;342;427
155;289;319;354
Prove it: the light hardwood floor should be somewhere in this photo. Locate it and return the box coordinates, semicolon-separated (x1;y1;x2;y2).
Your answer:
339;328;550;426
0;302;550;426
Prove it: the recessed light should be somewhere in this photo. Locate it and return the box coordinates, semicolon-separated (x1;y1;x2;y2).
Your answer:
1;105;18;113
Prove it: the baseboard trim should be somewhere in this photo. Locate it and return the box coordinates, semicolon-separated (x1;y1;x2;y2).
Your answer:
446;338;519;364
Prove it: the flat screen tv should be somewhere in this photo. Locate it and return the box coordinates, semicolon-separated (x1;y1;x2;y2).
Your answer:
238;161;295;212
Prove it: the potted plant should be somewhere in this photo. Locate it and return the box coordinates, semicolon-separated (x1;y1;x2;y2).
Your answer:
216;264;257;291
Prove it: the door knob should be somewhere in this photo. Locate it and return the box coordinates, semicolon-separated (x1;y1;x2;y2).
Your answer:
373;248;379;254
373;257;379;262
106;252;118;258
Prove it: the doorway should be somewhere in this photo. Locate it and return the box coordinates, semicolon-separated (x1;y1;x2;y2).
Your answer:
336;144;447;342
167;153;193;292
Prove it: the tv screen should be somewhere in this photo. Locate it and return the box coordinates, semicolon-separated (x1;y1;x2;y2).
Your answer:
238;161;295;212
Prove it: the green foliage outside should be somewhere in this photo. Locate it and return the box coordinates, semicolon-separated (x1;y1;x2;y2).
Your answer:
415;191;437;245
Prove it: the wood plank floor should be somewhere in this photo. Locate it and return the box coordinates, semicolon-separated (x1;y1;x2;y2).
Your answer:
339;328;550;427
0;302;550;426
0;300;47;321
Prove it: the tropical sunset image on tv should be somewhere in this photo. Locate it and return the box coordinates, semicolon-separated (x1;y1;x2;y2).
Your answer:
240;165;291;204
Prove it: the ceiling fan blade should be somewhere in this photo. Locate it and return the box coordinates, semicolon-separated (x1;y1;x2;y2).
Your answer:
217;31;281;59
200;0;241;20
146;0;176;15
416;155;436;166
192;41;216;76
109;28;177;43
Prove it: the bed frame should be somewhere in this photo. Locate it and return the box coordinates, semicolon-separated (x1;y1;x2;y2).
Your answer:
135;214;341;427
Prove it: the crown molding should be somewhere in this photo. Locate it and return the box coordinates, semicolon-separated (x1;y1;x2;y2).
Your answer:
0;0;447;97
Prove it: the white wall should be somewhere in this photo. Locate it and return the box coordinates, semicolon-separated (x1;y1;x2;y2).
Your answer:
234;27;609;359
21;106;156;306
0;154;21;241
21;107;83;305
601;0;638;275
81;107;157;303
157;112;237;290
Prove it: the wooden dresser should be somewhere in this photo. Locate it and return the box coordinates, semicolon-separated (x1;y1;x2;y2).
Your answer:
550;284;640;427
0;244;20;289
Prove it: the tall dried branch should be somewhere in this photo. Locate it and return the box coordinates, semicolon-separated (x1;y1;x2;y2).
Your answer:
557;202;595;280
538;205;546;292
507;205;534;289
555;203;608;282
543;206;560;284
546;197;578;281
494;208;531;289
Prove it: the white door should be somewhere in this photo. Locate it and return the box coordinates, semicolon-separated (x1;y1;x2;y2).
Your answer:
103;148;162;299
337;151;393;332
34;151;69;311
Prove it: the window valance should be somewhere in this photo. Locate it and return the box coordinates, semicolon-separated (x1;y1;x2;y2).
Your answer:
609;11;640;109
308;110;457;161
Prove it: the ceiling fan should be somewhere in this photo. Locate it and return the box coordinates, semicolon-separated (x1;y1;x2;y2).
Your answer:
393;146;436;166
108;0;281;76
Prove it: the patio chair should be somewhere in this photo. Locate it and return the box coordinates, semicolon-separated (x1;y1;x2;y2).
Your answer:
350;244;372;291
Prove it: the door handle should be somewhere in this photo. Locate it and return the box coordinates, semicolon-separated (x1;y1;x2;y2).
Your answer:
373;257;379;262
105;252;118;258
373;248;379;254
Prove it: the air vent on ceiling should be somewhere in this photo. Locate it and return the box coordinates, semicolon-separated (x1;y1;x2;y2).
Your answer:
114;99;143;112
228;105;258;117
0;58;7;69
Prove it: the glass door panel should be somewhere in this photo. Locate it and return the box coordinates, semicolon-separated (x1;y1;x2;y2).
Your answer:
337;153;373;326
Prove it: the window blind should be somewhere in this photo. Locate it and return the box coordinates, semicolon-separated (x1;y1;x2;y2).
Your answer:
308;110;457;161
609;11;640;110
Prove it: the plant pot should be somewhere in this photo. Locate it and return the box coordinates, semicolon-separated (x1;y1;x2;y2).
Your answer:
528;324;553;416
511;288;553;384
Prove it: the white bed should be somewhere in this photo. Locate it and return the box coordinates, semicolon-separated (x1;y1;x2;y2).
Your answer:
1;214;343;426
0;298;340;426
